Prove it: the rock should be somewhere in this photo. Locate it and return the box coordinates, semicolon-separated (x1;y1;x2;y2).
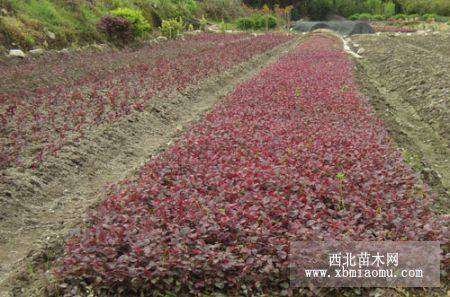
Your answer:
225;30;233;33
44;29;56;40
352;43;360;47
91;43;106;51
157;36;168;41
1;8;8;15
43;40;49;48
29;48;45;56
8;49;26;58
207;24;220;32
357;47;366;54
58;48;69;54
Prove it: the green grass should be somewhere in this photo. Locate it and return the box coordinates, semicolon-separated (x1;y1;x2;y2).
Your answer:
0;0;248;49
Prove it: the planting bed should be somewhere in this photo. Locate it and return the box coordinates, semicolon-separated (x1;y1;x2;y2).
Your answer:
352;33;450;212
54;35;444;296
0;33;297;296
0;33;291;172
0;33;250;95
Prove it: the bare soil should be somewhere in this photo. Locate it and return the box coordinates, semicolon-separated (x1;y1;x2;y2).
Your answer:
0;37;301;296
351;33;450;214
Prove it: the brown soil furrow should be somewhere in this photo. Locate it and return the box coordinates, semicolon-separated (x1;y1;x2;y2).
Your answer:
352;33;450;214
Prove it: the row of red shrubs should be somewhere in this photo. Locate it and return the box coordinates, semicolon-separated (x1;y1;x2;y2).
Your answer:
55;35;444;296
0;33;292;170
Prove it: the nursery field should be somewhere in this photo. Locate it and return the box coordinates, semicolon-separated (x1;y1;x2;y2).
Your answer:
0;32;295;295
0;32;448;296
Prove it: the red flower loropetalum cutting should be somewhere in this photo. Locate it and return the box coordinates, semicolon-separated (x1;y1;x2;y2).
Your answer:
0;33;292;170
56;35;444;295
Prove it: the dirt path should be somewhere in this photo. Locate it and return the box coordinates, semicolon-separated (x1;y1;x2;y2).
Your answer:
351;33;450;213
0;37;301;296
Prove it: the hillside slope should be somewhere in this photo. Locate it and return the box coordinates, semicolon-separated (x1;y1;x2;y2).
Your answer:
0;0;245;50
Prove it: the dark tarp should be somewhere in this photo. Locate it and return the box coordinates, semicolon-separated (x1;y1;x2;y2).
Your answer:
292;21;374;36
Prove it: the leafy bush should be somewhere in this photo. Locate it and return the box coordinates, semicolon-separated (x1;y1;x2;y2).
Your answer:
407;14;421;20
199;15;208;31
391;14;407;20
349;13;360;20
356;13;373;20
199;0;246;22
252;15;277;29
97;15;133;44
236;15;276;30
371;14;386;20
161;17;184;38
0;16;37;49
236;17;254;30
110;7;151;37
383;1;395;17
307;0;332;20
422;13;447;22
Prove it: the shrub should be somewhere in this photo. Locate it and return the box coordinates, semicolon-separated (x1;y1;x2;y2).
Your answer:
407;14;420;20
236;17;254;30
252;15;277;29
199;0;246;22
356;13;373;21
349;13;360;20
422;13;447;22
199;15;208;32
97;15;133;44
371;14;386;20
383;1;395;17
391;14;406;20
236;15;276;31
110;7;151;37
161;17;184;38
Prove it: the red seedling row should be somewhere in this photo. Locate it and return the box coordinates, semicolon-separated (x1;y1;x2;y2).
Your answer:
0;33;251;95
0;33;292;170
56;35;444;295
372;26;417;33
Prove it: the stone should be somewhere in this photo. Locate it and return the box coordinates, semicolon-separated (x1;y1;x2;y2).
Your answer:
44;29;56;40
29;48;45;55
91;43;106;51
207;24;220;32
357;47;366;54
8;49;26;58
157;36;168;41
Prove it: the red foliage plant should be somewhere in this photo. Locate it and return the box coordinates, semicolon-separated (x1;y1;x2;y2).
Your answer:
97;16;133;44
55;35;445;295
0;33;292;170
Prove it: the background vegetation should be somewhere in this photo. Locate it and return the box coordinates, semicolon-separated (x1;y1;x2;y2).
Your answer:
244;0;450;20
0;0;449;50
0;0;248;49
